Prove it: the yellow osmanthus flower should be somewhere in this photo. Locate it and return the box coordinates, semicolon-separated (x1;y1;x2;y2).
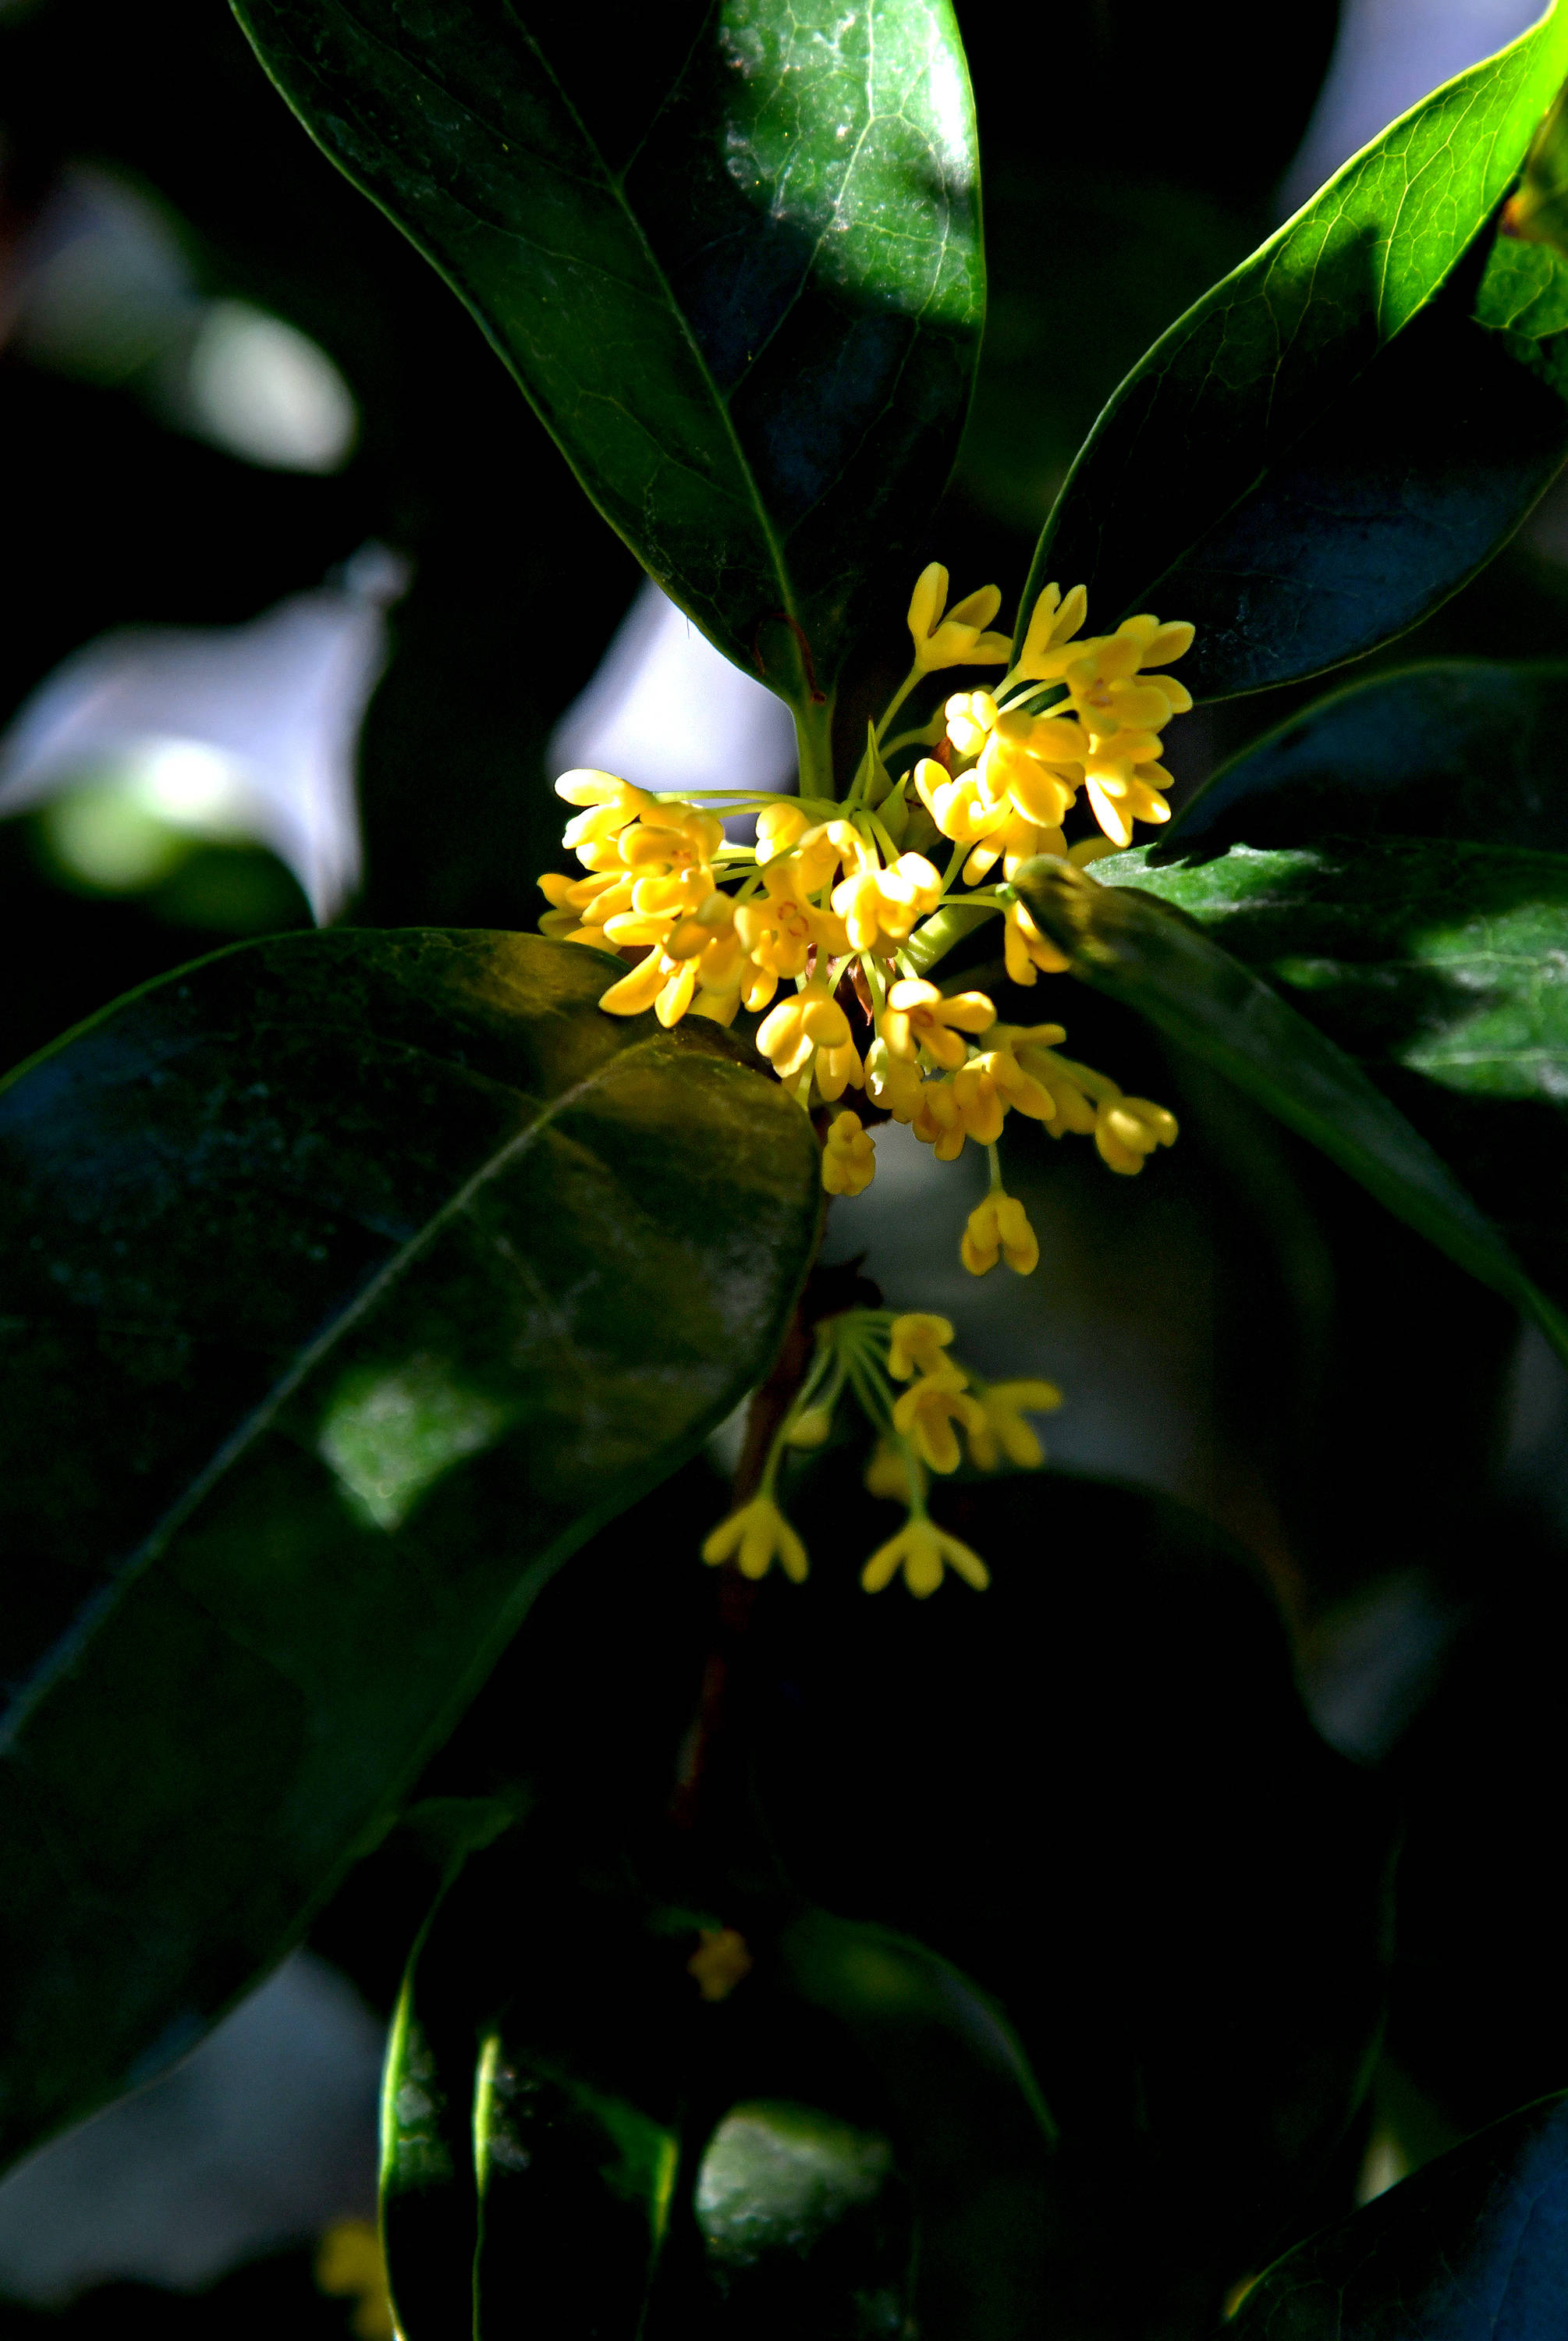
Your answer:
733;862;850;996
755;801;810;861
881;978;995;1068
832;852;942;950
1095;1094;1180;1174
1002;896;1071;985
862;1515;989;1597
906;563;1013;672
864;1038;926;1122
1009;581;1090;683
756;982;863;1099
967;1379;1062;1471
962;808;1067;884
885;1311;953;1380
536;565;1190;1287
943;693;1083;829
821;1109;876;1196
702;1493;809;1583
910;1076;966;1160
961;1190;1040;1277
700;1309;1056;1603
316;2223;394;2341
893;1368;987;1475
688;1927;754;2002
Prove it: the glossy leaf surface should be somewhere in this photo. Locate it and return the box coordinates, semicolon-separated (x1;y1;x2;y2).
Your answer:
1165;659;1568;856
1232;2091;1568;2336
232;0;983;713
1012;859;1568;1358
0;929;819;2168
1021;6;1568;698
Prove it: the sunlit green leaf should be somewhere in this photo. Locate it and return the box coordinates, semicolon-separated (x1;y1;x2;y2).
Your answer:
1231;2091;1568;2336
231;0;984;734
1012;857;1568;1360
1020;7;1568;698
0;929;819;2169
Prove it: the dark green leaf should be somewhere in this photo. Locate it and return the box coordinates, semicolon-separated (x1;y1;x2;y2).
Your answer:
382;1830;1042;2340
1165;658;1568;855
1231;2091;1568;2337
754;1461;1392;2333
230;0;984;730
1012;858;1568;1359
0;929;819;2169
1020;9;1568;699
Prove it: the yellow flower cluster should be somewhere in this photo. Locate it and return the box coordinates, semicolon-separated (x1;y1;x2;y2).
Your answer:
537;566;1187;1272
701;1310;1060;1598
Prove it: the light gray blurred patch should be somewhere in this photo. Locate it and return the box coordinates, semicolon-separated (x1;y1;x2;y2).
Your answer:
548;579;796;812
0;1952;383;2306
10;162;357;471
1279;0;1541;217
1296;1573;1467;1763
0;546;406;922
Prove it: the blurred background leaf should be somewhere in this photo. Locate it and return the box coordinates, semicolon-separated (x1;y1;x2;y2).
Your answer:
1230;2091;1568;2336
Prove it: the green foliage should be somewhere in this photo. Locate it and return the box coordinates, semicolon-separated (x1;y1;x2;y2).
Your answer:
1021;2;1568;698
229;0;983;747
1231;2094;1568;2336
12;0;1568;2331
0;930;818;2165
1011;858;1568;1362
1165;659;1568;854
379;1821;1048;2340
1099;829;1568;1330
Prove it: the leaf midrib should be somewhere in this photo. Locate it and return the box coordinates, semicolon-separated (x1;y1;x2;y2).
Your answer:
1022;14;1566;627
332;0;799;627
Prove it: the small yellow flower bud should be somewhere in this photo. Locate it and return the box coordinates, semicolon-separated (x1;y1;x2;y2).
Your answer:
688;1927;754;2002
822;1109;876;1195
911;1075;966;1160
961;1191;1040;1277
1002;898;1070;986
888;1313;956;1381
1094;1096;1179;1174
864;1039;926;1123
784;1404;834;1448
755;802;810;863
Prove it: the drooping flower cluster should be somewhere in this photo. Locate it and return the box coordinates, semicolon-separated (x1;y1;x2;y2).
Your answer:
702;1312;1060;1598
537;566;1187;1274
